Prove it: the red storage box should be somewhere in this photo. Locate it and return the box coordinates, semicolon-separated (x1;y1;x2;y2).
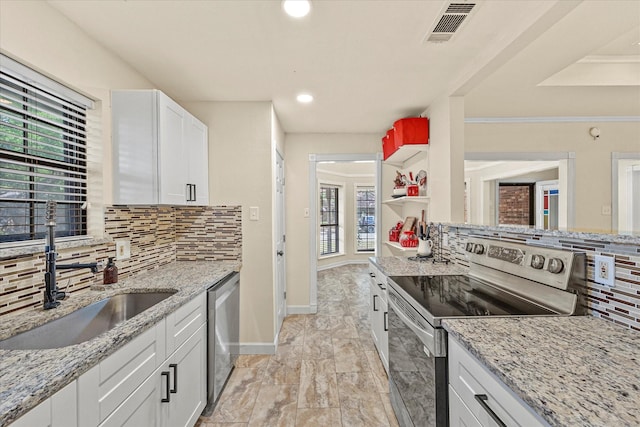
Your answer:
393;117;429;148
382;128;396;160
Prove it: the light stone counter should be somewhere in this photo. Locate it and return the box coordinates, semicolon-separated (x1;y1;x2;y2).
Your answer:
369;256;468;277
0;260;240;426
443;317;640;427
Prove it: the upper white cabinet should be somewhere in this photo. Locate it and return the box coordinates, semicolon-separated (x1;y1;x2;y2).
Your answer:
112;90;209;206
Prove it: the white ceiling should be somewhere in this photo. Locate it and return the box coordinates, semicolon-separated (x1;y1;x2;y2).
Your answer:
48;0;640;134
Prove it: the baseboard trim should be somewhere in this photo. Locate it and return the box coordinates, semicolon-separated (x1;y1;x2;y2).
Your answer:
287;305;316;314
238;342;276;355
317;259;369;271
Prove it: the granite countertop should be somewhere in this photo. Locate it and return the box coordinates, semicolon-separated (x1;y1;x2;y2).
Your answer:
443;317;640;427
370;256;469;277
0;260;240;426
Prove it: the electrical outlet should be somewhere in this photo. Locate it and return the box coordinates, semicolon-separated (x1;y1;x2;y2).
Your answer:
594;255;614;287
115;240;131;261
304;208;310;218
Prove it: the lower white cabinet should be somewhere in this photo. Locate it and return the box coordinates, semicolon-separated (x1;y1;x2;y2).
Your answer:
368;262;389;373
448;337;548;427
11;381;77;427
165;323;206;427
12;293;208;427
99;324;206;427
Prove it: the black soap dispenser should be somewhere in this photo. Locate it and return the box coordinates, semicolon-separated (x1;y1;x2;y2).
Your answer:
103;257;118;285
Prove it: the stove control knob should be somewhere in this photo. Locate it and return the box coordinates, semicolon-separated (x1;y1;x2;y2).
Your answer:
473;244;485;255
531;254;545;269
466;243;475;252
548;258;564;274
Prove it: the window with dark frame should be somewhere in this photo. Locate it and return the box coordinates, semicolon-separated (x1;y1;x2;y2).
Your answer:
319;185;339;255
356;186;375;252
0;66;88;243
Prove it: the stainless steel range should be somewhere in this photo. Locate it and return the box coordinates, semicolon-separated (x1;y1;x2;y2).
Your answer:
386;237;587;427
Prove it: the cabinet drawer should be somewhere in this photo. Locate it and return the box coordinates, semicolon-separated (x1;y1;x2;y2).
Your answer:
78;320;166;426
166;293;206;356
448;337;547;427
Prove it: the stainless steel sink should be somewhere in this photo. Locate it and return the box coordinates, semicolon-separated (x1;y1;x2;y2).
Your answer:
0;291;176;350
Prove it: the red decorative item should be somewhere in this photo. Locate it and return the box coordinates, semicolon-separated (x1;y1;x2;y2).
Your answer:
406;184;419;197
399;230;418;247
382;128;396;160
393;117;429;149
389;228;400;242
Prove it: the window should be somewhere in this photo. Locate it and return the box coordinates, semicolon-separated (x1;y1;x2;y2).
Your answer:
319;185;339;255
355;186;375;252
0;56;93;243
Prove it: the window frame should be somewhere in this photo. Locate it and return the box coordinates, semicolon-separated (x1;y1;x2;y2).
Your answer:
0;55;94;245
318;182;344;258
354;184;375;253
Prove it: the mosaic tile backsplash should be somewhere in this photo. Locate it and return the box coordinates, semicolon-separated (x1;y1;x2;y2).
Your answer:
448;226;640;331
0;205;242;317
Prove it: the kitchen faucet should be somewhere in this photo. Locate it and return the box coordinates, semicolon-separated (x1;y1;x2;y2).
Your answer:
43;201;99;310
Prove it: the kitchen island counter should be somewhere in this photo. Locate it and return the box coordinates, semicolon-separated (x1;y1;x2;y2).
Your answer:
0;260;240;426
443;316;640;427
369;256;468;277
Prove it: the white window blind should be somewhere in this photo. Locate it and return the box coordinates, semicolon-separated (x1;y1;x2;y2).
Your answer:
0;56;93;243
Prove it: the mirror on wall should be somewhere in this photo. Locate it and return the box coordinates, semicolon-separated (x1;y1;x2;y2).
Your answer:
464;157;570;231
613;153;640;235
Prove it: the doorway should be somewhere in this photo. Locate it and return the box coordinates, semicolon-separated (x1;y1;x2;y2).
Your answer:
308;153;382;313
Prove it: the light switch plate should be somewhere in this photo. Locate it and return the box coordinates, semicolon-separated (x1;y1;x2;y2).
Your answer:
249;206;259;221
594;255;614;287
115;240;131;260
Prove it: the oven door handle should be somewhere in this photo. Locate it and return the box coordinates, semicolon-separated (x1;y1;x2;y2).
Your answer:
388;297;440;357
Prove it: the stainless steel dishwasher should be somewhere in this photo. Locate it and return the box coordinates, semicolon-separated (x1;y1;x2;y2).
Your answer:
203;271;239;415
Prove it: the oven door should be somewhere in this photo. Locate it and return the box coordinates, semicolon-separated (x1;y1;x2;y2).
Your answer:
387;291;448;427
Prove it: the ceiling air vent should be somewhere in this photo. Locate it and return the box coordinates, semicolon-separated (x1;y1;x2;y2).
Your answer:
424;2;477;43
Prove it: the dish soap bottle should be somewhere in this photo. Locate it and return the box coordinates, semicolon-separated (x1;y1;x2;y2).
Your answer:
103;257;118;285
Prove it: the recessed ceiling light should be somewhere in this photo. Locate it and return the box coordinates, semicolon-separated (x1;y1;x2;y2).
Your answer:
296;93;313;103
283;0;311;18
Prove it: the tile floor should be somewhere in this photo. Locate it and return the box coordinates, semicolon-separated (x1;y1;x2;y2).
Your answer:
196;264;399;427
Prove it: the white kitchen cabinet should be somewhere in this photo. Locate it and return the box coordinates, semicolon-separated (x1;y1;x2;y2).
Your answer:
78;319;167;426
99;324;206;427
75;293;207;427
166;292;207;356
112;89;209;206
98;364;165;427
368;263;389;373
165;324;206;427
11;381;77;427
448;337;549;427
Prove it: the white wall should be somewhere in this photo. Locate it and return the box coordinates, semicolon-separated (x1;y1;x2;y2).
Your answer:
465;121;640;233
183;101;275;349
285;133;379;309
424;96;465;223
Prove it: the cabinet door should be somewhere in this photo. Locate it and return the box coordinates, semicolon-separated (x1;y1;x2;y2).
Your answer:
78;320;166;426
449;385;482;427
111;90;158;204
12;381;77;427
166;324;206;427
157;92;188;205
369;279;381;349
99;365;167;427
184;115;209;206
379;297;389;373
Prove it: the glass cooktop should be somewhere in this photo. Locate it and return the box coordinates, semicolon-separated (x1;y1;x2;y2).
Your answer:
388;275;556;319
